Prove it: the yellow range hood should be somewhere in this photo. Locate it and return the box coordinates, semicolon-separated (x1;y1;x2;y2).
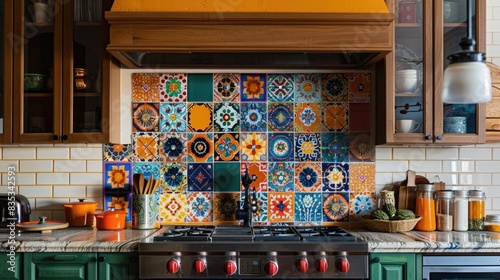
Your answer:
105;0;394;69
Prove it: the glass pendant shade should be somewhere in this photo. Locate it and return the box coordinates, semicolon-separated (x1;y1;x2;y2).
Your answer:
441;60;492;104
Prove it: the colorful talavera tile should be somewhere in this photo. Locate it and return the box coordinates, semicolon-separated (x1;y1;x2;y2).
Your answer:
294;192;323;223
349;191;375;220
241;74;267;102
214;102;240;132
268;102;294;132
214;73;240;102
294;162;322;192
160;73;187;102
267;74;294;102
132;73;160;102
214;133;240;161
322;102;349;132
349;103;371;132
103;162;132;191
240;103;267;132
159;103;187;132
213;192;239;223
188;163;213;191
349;132;375;162
188;103;213;132
241;162;267;192
240;133;267;161
321;133;350;162
186;192;213;222
161;162;187;193
159;133;187;162
213;162;241;192
133;132;159;162
132;103;160;132
268;192;294;222
294;74;321;102
187;133;213;162
349;163;375;192
268;162;294;192
295;133;321;162
158;192;187;223
322;73;348;102
348;72;371;103
103;143;133;162
323;192;349;222
104;192;132;222
322;162;349;192
133;162;161;180
294;103;321;132
243;191;268;224
268;133;294;162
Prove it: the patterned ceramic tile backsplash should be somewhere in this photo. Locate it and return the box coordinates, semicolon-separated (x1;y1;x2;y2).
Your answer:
103;72;376;226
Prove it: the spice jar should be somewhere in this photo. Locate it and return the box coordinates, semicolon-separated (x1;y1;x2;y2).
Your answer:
468;190;485;231
377;190;395;209
414;184;436;231
453;190;469;231
435;190;453;231
485;214;500;232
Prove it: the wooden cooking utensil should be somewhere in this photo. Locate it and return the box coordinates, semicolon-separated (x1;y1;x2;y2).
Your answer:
133;174;141;194
139;173;145;194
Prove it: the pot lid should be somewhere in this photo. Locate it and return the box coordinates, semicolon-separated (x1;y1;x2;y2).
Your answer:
64;198;98;206
95;208;127;216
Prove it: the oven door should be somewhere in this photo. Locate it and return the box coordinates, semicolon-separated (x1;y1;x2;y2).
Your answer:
423;256;500;280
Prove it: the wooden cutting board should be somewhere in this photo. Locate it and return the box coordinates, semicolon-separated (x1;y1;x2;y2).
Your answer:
392;170;430;211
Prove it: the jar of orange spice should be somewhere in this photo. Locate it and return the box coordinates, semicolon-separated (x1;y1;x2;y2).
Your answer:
468;190;485;231
414;184;436;231
485;215;500;232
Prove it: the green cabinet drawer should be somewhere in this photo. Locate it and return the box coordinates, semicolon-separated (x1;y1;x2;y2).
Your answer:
24;252;97;280
98;253;139;280
0;252;22;280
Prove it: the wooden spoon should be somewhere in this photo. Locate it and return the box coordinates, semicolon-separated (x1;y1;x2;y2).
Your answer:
133;174;141;194
139;173;145;194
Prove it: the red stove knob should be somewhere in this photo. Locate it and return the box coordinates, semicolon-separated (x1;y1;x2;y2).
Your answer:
223;260;237;276
336;258;350;273
193;259;206;273
315;258;328;272
296;258;308;273
265;261;279;276
166;259;180;274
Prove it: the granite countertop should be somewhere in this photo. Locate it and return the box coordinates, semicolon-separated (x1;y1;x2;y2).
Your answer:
350;230;500;253
0;227;159;252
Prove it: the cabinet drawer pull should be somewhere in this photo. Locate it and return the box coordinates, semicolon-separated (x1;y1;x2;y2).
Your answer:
53;255;78;261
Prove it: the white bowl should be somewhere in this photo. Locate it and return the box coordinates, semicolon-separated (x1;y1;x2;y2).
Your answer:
396;69;418;77
395;76;418;93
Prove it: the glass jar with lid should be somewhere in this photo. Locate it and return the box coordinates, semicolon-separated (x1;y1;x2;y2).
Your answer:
414;184;436;231
453;190;469;231
468;190;485;231
485;215;500;232
435;190;453;231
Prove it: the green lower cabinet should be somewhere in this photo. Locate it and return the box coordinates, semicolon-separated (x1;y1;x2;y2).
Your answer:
0;252;22;280
370;253;422;280
98;253;139;280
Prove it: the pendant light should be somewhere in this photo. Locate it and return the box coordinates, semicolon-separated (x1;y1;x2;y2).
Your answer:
441;0;491;104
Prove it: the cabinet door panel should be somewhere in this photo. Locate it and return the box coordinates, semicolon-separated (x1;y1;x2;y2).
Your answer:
0;253;22;280
370;253;416;280
23;253;97;280
98;253;139;280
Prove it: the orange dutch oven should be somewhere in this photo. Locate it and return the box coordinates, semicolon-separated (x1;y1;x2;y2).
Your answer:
94;208;127;230
63;199;98;227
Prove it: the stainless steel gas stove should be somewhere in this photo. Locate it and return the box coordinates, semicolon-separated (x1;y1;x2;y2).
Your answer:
139;225;368;279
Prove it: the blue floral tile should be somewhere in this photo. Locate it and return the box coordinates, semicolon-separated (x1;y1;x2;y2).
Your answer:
268;162;294;192
214;102;240;132
214;73;240;102
349;192;375;220
242;191;268;224
350;132;375;162
159;133;187;162
294;74;321;102
294;102;321;132
187;133;213;162
322;162;349;192
267;74;294;102
161;162;187;193
240;133;267;161
268;102;294;131
133;162;161;180
241;74;267;102
159;73;187;102
103;162;132;191
103;143;133;162
188;163;213;191
186;192;213;222
159;102;187;132
322;73;348;102
294;192;323;223
321;133;350;162
268;133;294;162
323;193;349;222
104;192;132;222
132;103;160;132
214;133;240;161
240;103;267;132
295;133;321;162
294;163;322;192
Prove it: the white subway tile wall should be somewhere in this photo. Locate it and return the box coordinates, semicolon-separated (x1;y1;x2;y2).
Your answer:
1;1;500;219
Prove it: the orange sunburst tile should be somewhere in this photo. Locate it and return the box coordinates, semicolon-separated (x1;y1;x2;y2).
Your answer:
322;102;348;132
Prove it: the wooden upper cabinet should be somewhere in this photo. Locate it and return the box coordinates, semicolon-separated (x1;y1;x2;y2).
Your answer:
377;0;486;145
1;1;14;143
9;0;111;143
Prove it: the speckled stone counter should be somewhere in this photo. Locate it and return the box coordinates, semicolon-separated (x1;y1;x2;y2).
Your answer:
0;227;159;252
350;230;500;253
